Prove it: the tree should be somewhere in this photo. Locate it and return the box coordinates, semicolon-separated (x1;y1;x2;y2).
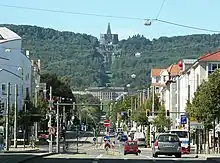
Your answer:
186;69;220;128
74;94;103;129
41;73;75;100
132;98;150;126
152;105;171;132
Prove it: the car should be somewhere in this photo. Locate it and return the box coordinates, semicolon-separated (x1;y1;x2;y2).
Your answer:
152;133;182;158
124;140;140;155
118;135;128;142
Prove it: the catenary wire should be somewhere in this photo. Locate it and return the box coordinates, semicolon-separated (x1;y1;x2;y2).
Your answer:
0;4;219;33
156;0;166;19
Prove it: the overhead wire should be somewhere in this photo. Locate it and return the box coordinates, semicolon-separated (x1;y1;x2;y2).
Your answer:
0;3;219;33
156;0;166;19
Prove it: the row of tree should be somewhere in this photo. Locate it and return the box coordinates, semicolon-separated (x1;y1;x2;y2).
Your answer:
0;73;103;132
186;69;220;130
109;94;171;132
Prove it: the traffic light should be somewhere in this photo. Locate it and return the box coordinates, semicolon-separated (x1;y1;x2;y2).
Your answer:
146;110;150;117
166;110;170;117
128;109;132;117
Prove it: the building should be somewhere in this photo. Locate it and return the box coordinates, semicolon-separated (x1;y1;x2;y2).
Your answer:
152;50;220;130
72;87;127;101
151;68;165;99
179;51;220;114
0;27;32;111
100;23;119;45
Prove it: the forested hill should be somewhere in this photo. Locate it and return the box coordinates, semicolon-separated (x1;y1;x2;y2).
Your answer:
2;24;220;89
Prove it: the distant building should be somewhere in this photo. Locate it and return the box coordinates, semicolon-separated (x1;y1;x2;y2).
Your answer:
72;87;127;101
100;23;119;45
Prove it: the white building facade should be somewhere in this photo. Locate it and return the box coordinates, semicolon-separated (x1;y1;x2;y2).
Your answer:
0;27;32;111
154;51;220;130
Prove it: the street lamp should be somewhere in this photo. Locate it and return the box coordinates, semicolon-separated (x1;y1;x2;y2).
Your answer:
144;19;152;26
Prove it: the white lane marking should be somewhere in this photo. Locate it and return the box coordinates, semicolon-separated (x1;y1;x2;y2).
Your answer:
96;154;103;158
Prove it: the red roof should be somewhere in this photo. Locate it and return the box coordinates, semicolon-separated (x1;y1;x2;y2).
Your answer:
167;64;181;76
151;68;164;77
199;50;220;61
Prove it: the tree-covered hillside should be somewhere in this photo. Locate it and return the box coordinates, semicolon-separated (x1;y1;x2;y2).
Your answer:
2;24;220;89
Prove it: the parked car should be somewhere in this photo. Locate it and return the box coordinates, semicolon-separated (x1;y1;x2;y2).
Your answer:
152;133;182;158
124;140;140;155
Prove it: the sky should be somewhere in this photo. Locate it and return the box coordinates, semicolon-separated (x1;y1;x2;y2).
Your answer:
0;0;220;40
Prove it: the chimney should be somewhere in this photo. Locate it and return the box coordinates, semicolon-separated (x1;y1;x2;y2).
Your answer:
26;50;30;58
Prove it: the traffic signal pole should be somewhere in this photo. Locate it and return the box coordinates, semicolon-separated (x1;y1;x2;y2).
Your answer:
48;86;53;153
56;101;60;153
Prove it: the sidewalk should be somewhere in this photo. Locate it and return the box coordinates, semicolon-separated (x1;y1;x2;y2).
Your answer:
3;145;39;153
198;153;220;160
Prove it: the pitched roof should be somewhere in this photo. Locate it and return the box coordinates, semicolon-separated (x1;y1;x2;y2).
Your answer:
199;50;220;61
151;68;164;77
167;64;181;76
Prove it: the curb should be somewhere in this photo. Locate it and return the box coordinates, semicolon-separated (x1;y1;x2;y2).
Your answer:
17;153;55;163
4;148;40;153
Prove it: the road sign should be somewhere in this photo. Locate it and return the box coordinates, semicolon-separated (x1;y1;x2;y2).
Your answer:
103;120;110;127
180;115;187;124
48;100;54;109
93;137;96;142
48;127;56;135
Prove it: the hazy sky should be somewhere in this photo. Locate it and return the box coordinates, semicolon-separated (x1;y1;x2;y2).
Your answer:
1;0;219;40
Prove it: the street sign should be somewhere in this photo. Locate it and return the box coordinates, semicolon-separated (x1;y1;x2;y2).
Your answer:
48;100;54;109
180;115;187;124
103;120;110;127
48;127;56;135
93;137;96;142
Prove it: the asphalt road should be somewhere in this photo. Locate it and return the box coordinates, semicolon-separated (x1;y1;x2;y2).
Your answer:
1;136;218;163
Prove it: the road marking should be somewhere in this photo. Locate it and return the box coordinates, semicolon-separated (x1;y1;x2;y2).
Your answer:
96;154;103;158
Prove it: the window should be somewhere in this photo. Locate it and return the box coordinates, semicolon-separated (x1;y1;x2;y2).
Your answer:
1;84;6;95
208;63;220;74
156;76;160;83
163;76;166;82
170;131;188;138
158;134;179;142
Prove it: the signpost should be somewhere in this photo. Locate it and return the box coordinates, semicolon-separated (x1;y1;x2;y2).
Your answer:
103;120;110;127
48;100;54;109
48;127;56;135
103;120;110;135
180;115;187;124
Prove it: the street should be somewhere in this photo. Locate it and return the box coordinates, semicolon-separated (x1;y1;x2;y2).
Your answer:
1;136;219;163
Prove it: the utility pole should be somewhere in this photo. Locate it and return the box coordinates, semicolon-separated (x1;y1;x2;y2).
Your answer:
34;85;38;139
14;84;18;148
48;86;53;153
63;106;66;126
152;86;155;116
5;82;10;151
56;101;60;153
